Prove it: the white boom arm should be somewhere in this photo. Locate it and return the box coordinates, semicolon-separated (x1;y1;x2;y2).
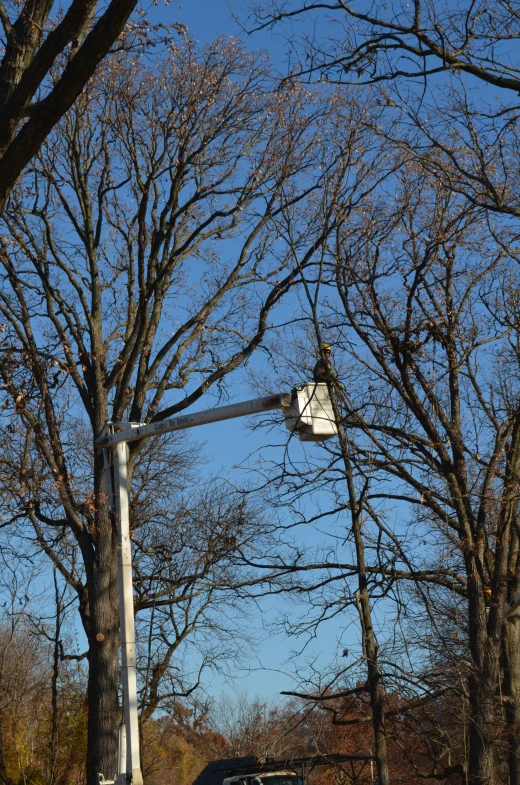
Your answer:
97;393;292;449
97;385;336;785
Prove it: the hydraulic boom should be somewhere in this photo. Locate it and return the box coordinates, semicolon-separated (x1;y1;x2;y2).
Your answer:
96;384;337;784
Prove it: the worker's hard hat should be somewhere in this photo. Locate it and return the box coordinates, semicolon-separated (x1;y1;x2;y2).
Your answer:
321;343;332;352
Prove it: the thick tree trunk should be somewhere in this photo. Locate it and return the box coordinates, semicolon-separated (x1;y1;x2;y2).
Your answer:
467;672;497;785
86;547;120;784
503;616;520;785
466;575;500;785
85;452;120;785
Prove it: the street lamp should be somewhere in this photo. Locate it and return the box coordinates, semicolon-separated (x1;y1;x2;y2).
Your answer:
96;383;336;785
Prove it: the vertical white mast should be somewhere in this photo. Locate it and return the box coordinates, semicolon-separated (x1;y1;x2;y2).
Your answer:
113;442;143;785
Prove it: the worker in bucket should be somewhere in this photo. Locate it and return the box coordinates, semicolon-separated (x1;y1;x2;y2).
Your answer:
313;343;342;387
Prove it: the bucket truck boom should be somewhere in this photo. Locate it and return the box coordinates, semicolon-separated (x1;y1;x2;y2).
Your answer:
97;383;337;785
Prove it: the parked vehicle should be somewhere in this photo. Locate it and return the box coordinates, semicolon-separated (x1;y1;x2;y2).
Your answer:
192;754;375;785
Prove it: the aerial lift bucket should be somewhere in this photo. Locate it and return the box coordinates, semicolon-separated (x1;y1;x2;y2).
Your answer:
283;383;337;441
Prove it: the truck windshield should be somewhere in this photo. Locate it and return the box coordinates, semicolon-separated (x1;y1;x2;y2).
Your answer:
258;777;302;785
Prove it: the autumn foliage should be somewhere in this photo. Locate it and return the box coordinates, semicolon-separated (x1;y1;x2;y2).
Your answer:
0;624;466;785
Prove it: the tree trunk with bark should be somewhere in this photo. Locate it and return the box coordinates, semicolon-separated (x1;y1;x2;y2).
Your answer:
0;0;141;208
503;609;520;783
335;393;391;784
85;507;120;783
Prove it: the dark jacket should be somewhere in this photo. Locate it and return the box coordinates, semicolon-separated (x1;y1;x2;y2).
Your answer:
313;358;335;383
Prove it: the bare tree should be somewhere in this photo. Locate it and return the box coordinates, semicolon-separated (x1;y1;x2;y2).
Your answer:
240;5;520;783
325;174;520;784
0;38;357;784
246;1;520;230
247;0;520;91
247;160;520;783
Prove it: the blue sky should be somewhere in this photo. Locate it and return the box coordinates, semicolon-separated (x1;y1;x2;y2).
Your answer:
130;0;358;701
180;414;358;702
126;0;386;704
149;0;292;66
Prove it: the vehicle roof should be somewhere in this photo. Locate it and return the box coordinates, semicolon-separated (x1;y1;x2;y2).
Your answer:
192;753;376;785
193;758;258;785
